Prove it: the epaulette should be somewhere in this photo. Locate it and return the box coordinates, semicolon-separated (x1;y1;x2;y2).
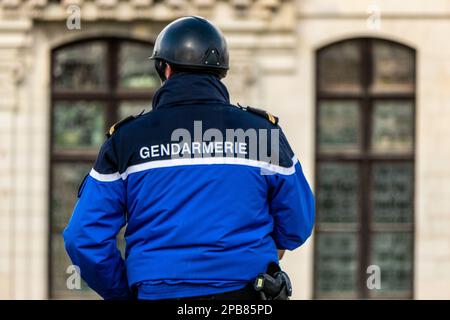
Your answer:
106;113;142;138
237;103;279;126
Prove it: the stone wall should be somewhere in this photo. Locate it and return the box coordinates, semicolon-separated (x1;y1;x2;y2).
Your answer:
0;0;449;299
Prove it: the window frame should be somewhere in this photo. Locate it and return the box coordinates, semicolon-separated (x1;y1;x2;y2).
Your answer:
313;38;416;299
48;37;156;298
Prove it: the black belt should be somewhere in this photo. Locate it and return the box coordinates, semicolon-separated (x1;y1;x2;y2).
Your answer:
167;284;261;301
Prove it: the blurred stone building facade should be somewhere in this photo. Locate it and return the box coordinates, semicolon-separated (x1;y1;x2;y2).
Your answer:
0;0;449;299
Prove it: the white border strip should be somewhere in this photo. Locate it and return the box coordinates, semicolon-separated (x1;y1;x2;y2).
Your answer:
90;156;298;182
89;169;121;182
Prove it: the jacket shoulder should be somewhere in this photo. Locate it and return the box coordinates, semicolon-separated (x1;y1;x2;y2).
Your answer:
235;103;279;126
106;110;149;138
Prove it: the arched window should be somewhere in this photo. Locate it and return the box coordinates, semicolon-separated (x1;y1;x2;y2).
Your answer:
50;38;159;298
314;38;415;299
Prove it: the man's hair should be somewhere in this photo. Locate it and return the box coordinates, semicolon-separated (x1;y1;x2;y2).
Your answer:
170;63;222;78
155;59;222;82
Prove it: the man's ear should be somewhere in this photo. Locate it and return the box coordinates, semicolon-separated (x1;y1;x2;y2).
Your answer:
165;63;172;80
154;60;167;83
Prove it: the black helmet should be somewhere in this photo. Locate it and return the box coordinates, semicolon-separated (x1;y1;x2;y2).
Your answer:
150;16;229;79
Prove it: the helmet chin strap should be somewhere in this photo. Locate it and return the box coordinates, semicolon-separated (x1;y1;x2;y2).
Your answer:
155;60;167;83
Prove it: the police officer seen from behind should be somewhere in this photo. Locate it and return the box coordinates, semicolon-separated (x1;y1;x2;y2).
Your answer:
63;16;315;300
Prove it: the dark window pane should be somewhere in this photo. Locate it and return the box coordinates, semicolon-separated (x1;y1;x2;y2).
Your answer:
119;42;160;89
51;162;98;298
315;39;415;300
372;100;414;153
371;41;414;93
372;163;413;224
119;101;151;119
315;232;358;296
318;100;360;152
318;41;362;93
370;232;413;297
53;101;105;150
51;163;92;232
317;162;359;223
53;42;107;91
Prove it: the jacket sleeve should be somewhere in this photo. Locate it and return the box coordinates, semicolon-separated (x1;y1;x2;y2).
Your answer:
62;137;133;300
267;130;315;250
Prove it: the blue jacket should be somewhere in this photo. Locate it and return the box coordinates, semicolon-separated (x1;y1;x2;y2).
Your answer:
63;73;315;300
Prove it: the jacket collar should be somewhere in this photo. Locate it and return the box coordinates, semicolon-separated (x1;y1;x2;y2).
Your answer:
152;73;230;110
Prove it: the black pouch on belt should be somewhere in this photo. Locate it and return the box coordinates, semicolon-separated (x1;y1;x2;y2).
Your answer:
253;262;293;300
